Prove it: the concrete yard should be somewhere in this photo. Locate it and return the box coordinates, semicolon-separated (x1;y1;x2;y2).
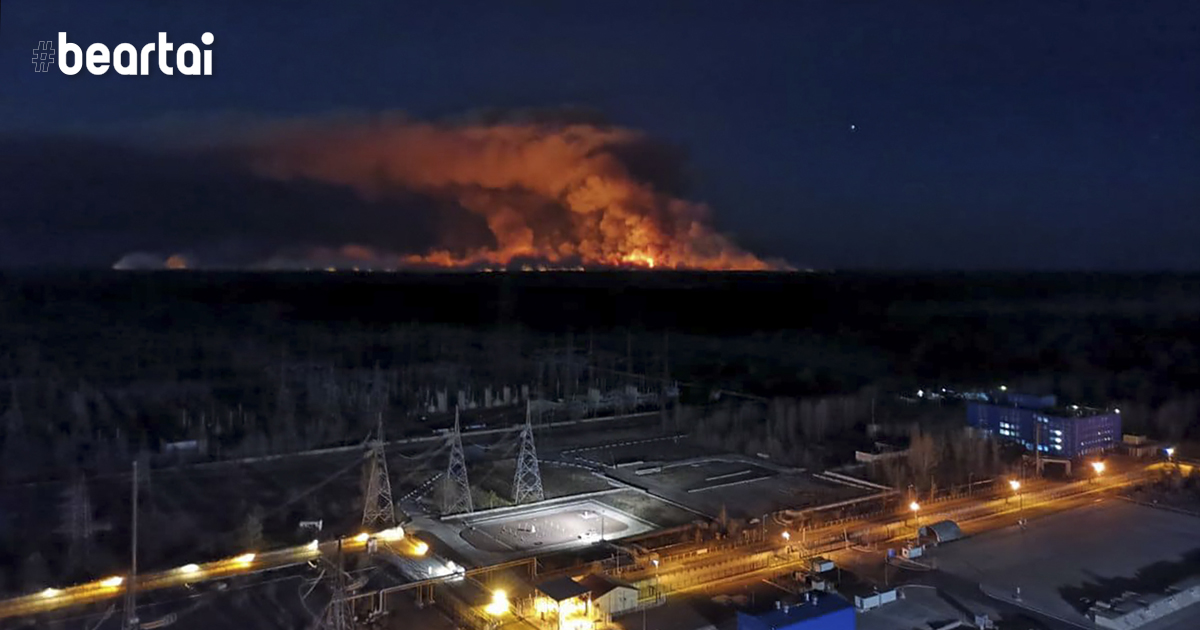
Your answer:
929;498;1200;627
609;456;868;520
857;585;1000;630
457;498;658;554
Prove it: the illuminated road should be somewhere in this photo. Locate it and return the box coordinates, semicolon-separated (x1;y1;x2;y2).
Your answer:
0;528;415;621
0;464;1161;622
619;467;1150;594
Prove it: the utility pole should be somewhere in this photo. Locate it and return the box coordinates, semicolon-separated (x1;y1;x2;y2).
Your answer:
123;461;139;630
1034;422;1042;477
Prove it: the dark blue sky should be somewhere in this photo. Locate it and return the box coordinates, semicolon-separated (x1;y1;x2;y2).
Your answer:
2;0;1198;269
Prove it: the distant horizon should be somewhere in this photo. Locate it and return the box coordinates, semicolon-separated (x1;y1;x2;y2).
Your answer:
7;265;1200;276
3;2;1198;270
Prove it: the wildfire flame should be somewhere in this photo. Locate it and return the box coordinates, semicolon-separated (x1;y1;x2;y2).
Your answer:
243;116;783;271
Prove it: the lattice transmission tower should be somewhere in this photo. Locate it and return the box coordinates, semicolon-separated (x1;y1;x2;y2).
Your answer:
512;401;544;504
59;474;95;569
317;541;354;630
361;415;396;529
442;408;474;515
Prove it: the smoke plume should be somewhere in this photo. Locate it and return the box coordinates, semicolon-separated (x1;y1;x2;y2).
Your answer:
231;115;778;270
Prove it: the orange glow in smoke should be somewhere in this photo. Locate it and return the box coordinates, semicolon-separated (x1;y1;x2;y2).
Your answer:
246;118;785;271
623;252;656;268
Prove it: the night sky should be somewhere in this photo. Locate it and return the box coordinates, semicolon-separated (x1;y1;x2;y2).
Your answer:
2;1;1198;269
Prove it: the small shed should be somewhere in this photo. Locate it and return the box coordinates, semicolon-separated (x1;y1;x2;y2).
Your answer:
846;583;898;612
919;520;963;544
579;573;639;617
534;577;593;629
810;557;836;573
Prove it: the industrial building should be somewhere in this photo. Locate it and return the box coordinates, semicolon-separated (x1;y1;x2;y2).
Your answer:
966;392;1120;458
533;577;593;630
579;573;639;618
736;593;855;630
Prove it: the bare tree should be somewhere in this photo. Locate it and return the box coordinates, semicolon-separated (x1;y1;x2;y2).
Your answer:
906;426;940;492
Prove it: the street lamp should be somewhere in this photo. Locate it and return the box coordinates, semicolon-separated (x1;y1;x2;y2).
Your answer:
1009;480;1023;525
781;531;791;541
1091;461;1105;482
909;501;921;537
651;559;661;601
485;589;509;616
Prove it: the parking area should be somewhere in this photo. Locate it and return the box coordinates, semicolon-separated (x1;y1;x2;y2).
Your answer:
929;498;1200;626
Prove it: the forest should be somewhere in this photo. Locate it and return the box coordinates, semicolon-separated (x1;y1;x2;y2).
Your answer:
1;270;1198;483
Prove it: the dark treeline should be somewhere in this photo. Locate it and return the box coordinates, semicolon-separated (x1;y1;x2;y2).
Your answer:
0;270;1198;483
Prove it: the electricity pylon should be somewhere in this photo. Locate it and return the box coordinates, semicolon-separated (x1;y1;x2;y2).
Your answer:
60;474;95;569
442;408;474;515
361;415;396;529
317;540;353;630
512;401;544;504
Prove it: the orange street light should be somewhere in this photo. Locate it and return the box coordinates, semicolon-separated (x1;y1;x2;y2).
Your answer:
909;501;921;534
1009;479;1025;524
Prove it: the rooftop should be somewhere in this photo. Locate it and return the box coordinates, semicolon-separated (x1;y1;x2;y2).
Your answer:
578;573;636;598
740;592;854;626
536;577;591;602
976;395;1116;420
919;519;963;543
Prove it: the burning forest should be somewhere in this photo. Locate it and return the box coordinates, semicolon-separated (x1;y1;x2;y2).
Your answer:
228;115;782;271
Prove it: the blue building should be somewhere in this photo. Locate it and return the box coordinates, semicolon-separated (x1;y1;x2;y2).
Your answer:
967;392;1120;458
737;593;855;630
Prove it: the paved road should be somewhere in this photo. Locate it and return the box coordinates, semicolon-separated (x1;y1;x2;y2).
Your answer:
622;468;1143;594
0;464;1153;622
0;531;414;621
